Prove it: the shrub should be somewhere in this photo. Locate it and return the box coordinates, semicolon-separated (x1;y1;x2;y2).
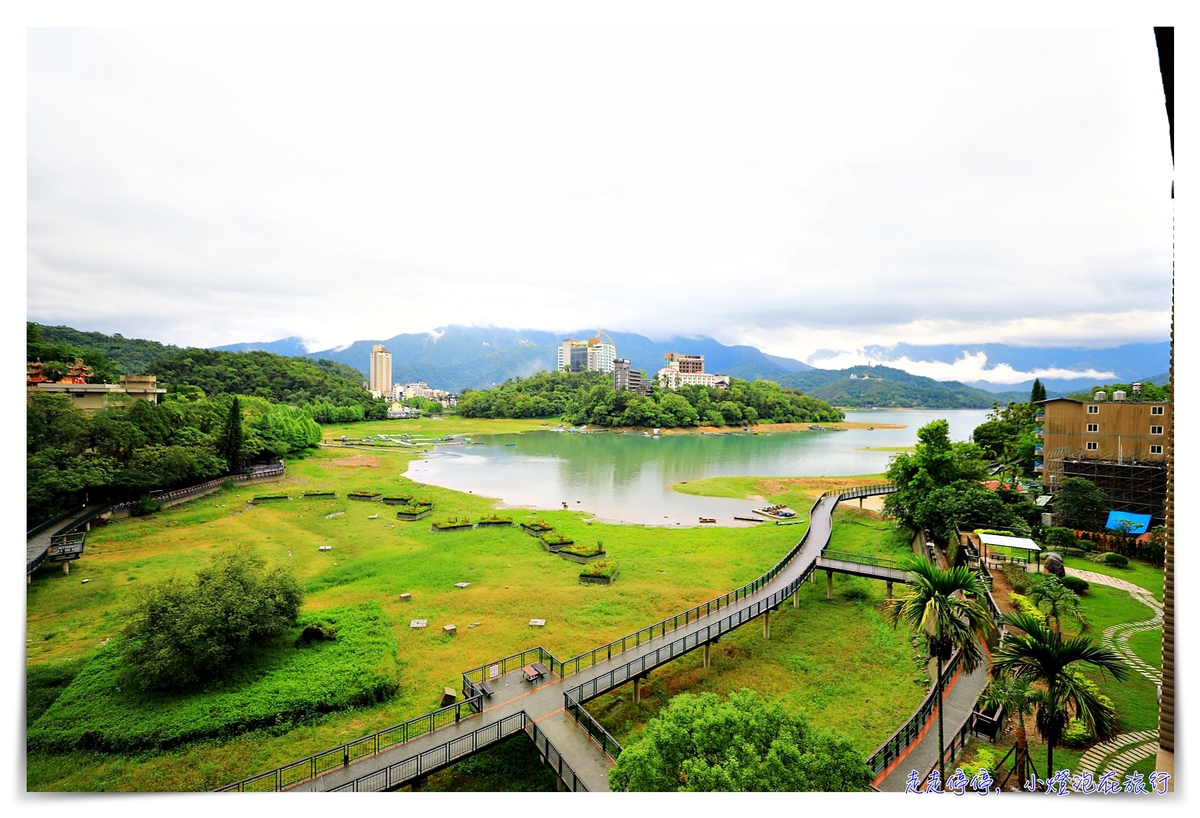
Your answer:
1060;718;1092;748
1060;575;1090;595
27;604;396;754
1001;563;1033;595
121;550;303;691
294;621;339;647
960;747;1000;781
1041;526;1078;550
1102;552;1129;569
841;579;871;602
1009;592;1044;621
130;495;163;516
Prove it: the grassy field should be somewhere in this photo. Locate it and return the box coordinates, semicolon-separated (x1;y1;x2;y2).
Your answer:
29;423;911;791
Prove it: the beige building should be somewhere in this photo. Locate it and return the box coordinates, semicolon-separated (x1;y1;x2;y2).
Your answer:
369;344;392;398
27;375;167;412
1037;392;1170;524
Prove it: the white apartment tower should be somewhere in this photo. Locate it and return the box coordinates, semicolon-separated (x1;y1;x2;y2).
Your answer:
369;344;392;398
557;331;616;373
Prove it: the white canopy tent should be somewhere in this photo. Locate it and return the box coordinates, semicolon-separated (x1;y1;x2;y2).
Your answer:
978;532;1042;569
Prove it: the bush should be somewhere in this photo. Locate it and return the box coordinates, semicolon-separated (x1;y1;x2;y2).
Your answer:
841;579;871;602
1060;718;1092;748
1041;526;1078;550
1102;553;1129;569
121;550;303;691
1001;563;1033;595
27;604;397;754
1009;592;1044;621
1060;575;1090;595
130;495;163;516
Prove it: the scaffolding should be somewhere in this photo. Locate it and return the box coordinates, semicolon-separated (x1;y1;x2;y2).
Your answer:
1056;457;1167;526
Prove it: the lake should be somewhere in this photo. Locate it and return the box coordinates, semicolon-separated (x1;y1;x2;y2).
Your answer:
405;409;991;527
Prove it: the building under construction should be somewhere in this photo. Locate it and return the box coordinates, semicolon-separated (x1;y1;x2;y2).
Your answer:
1058;457;1167;526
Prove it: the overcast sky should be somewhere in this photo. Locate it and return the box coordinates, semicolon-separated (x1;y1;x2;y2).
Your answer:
26;25;1173;366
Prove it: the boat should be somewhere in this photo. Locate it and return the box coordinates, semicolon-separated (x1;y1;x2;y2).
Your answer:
505;443;517;447
699;517;716;524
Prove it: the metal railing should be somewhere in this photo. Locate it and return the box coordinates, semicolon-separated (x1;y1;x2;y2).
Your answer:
563;692;624;761
218;694;482;791
819;550;903;570
222;481;896;792
525;718;590;792
111;465;285;513
866;648;965;777
326;712;529;792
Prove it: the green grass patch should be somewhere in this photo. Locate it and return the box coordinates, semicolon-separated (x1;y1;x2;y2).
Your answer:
26;658;87;728
1062;556;1164;602
27;603;397;754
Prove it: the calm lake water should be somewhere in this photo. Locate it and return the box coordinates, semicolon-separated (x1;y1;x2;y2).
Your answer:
405;409;991;527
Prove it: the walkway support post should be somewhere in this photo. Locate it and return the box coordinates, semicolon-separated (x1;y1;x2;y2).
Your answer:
703;641;712;668
887;581;893;600
633;676;642;705
792;587;800;607
826;569;833;601
63;561;69;575
762;609;771;640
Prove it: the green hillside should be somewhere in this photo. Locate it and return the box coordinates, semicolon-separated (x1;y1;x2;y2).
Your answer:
776;365;1029;408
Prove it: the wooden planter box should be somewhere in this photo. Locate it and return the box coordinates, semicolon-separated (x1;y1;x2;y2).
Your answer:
396;509;433;521
299;492;336;500
348;492;382;502
520;523;554;535
579;570;617;585
431;521;473;532
475;519;514;528
250;495;289;504
381;495;414;505
559;550;606;564
541;538;573;553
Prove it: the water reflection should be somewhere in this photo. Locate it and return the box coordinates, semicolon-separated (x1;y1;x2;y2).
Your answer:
407;409;990;527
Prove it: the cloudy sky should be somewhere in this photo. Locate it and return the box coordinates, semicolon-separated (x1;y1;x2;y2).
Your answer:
26;24;1173;366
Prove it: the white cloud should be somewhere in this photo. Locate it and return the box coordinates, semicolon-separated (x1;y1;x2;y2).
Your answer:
806;350;1115;385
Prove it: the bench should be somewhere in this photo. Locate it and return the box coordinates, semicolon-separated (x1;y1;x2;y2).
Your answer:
531;661;551;679
478;680;495;698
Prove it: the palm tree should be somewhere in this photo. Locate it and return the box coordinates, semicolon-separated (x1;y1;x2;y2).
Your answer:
883;556;997;782
993;612;1128;777
1027;575;1088;634
977;673;1041;790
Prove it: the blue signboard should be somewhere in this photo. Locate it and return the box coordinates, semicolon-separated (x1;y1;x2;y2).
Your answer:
1105;510;1152;535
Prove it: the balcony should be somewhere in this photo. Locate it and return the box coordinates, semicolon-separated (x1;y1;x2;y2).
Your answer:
1034;444;1044;454
1034;461;1044;472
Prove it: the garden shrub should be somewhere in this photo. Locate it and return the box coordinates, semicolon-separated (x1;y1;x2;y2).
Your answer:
1041;526;1078;550
1102;552;1129;569
294;620;339;647
1060;575;1090;595
1009;593;1044;621
121;550;303;691
841;579;871;602
960;747;1000;781
1001;563;1033;595
1060;718;1092;748
130;496;163;516
27;603;397;754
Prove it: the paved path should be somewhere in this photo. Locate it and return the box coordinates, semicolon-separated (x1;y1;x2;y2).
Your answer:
874;653;992;791
1065;568;1163;684
1078;730;1160;778
287;493;847;791
26;505;103;575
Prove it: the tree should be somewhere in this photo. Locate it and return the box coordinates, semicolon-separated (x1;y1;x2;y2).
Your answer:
976;673;1041;791
1027;575;1088;634
1030;378;1047;403
883;557;996;783
607;689;872;792
218;396;244;472
992;612;1127;778
121;550;303;691
883;420;989;536
1053;476;1108;531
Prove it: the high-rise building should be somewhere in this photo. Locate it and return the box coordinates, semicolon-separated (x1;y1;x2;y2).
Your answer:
613;358;651;394
556;331;616;373
369;344;392;398
663;352;705;374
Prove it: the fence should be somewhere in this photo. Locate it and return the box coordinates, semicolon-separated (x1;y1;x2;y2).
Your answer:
218;694;482;791
110;464;285;515
820;550;902;570
866;647;965;778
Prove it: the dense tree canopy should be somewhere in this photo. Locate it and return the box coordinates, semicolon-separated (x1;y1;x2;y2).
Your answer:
121;550;303;691
26;391;321;521
1053;476;1109;531
458;370;843;428
148;348;387;418
608;689;872;792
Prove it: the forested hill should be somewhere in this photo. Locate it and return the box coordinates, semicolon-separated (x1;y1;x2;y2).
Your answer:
147;349;385;417
32;323;182;376
457;371;844;428
773;365;1033;408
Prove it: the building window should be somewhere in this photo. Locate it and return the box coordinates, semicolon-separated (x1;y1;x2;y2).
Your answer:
1150;445;1163;454
1087;423;1099;433
1151;426;1164;435
1087;405;1099;414
1086;441;1098;451
1152;405;1165;415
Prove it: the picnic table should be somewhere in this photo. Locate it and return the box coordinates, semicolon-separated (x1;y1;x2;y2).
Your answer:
522;661;551;683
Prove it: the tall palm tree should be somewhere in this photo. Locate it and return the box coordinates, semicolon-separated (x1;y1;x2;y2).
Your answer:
977;673;1041;790
883;556;996;782
993;612;1128;777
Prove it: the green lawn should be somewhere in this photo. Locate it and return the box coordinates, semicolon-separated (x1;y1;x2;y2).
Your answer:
29;427;906;792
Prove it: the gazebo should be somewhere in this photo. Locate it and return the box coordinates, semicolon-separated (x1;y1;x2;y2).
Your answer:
978;532;1043;572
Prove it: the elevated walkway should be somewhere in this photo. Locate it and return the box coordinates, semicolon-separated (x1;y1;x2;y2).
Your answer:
222;484;902;793
26;505;109;578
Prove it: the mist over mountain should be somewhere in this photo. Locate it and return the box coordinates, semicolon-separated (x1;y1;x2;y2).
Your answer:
215;326;814;392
